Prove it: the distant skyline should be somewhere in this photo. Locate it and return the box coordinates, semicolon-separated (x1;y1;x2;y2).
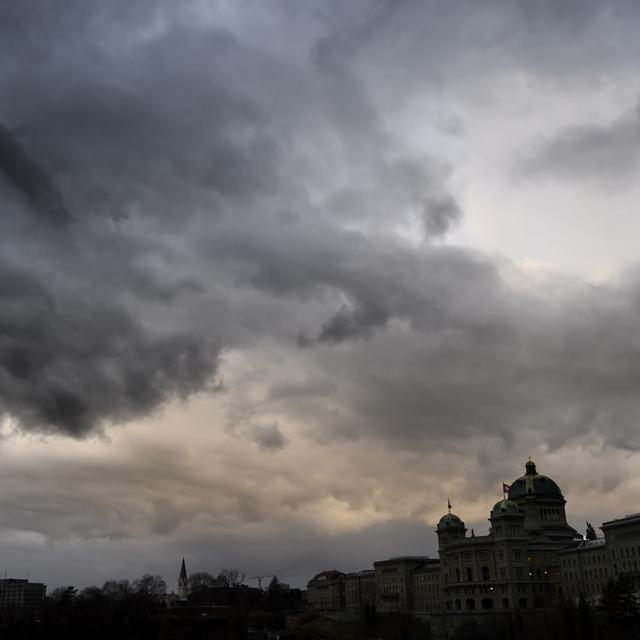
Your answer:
2;0;640;592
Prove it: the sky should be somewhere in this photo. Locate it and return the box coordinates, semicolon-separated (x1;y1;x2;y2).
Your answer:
2;0;640;592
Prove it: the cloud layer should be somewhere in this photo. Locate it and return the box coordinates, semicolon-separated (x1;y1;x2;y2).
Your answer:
1;0;640;588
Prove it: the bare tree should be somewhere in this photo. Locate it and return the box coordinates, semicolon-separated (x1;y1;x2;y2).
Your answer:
102;579;133;600
217;568;245;588
133;573;167;598
188;572;220;592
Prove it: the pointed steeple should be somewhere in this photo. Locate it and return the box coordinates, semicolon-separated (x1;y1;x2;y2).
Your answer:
178;557;189;600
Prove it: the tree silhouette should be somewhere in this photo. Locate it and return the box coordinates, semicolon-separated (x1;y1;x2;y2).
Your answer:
188;571;219;592
133;573;167;598
218;568;245;588
600;575;640;620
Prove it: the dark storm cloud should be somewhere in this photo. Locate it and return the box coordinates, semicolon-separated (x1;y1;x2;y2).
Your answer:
1;0;640;556
0;124;70;223
519;101;640;182
0;260;218;435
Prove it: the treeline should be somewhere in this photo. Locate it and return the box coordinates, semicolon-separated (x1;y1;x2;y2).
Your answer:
0;570;302;640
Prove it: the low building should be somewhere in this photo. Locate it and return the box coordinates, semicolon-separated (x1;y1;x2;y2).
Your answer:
374;556;433;614
306;570;345;611
345;569;376;613
412;561;442;617
559;539;609;601
558;513;640;602
601;513;640;582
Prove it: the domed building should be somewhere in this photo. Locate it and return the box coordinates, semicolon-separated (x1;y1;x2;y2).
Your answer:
507;459;578;543
436;460;581;620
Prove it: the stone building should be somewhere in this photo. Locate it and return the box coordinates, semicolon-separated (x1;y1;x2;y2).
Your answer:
345;569;376;613
374;557;437;614
412;561;442;617
601;512;640;579
437;460;581;616
559;538;610;601
306;570;345;611
559;512;640;602
306;459;640;634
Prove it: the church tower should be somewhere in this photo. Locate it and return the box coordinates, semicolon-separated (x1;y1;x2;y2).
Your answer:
178;557;189;601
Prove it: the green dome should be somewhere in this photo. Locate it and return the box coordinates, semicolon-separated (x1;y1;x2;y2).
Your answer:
491;499;520;516
508;460;563;499
437;513;465;530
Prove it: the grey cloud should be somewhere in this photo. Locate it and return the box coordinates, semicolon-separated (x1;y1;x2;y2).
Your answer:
0;262;219;436
252;423;289;452
0;123;69;223
3;0;640;592
519;101;640;183
422;194;462;239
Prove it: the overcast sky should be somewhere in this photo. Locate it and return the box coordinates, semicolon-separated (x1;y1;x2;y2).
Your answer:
2;0;640;592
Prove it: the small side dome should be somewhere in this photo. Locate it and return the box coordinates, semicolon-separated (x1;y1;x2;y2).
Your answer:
437;513;465;530
491;499;520;516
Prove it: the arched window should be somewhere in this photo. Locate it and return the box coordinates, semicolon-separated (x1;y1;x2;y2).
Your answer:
466;567;473;582
454;599;461;610
465;599;475;610
481;566;490;581
518;597;527;609
481;598;494;610
455;568;460;582
502;598;509;609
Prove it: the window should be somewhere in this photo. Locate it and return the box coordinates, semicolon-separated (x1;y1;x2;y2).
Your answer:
465;599;475;610
514;551;522;561
481;598;494;610
481;566;490;581
466;568;473;582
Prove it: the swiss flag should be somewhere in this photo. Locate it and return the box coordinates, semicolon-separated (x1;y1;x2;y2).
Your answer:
502;483;511;494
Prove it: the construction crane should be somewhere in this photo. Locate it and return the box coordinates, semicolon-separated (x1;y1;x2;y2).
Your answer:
249;574;274;591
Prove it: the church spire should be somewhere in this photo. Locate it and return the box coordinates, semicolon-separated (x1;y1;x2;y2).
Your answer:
178;557;189;600
179;557;187;582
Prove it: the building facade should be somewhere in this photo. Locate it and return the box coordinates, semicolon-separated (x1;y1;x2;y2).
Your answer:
437;460;580;615
601;513;640;580
373;557;437;614
0;579;46;617
306;570;345;611
560;512;640;602
559;539;610;601
306;460;640;632
412;561;442;617
345;569;376;613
